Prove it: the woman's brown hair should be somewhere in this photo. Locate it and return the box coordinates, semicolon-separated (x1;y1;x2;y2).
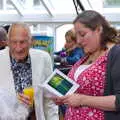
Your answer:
73;10;118;50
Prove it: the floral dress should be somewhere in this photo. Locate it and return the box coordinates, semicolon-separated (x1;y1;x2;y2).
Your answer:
64;53;108;120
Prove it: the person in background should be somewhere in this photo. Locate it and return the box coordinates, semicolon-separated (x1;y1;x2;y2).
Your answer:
0;23;58;120
53;10;120;120
0;27;8;50
54;29;84;65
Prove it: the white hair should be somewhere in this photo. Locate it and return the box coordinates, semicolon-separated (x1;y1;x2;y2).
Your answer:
8;22;32;40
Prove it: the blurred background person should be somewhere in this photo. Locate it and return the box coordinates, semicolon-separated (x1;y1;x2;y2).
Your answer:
64;28;84;65
53;10;120;120
0;27;8;50
54;28;84;66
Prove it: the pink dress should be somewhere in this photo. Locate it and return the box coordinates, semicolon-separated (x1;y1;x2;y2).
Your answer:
65;54;108;120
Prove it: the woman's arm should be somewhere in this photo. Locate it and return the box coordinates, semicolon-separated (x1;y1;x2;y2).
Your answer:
61;94;116;111
80;95;116;111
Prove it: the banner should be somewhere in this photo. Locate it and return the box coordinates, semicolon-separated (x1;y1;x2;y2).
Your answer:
32;35;54;55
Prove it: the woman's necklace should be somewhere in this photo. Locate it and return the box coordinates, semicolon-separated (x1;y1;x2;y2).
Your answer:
87;60;93;64
86;50;105;65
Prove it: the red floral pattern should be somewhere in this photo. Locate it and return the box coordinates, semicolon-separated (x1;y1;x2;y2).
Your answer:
65;54;108;120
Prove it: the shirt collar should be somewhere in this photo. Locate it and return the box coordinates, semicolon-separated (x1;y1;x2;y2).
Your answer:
10;55;31;69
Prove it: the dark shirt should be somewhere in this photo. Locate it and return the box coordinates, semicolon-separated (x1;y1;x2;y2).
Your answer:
10;56;32;93
54;47;84;65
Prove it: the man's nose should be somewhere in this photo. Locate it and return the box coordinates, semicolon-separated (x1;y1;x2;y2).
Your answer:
15;43;23;51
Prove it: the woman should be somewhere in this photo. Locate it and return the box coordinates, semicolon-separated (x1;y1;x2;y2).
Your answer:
54;29;84;65
64;29;84;65
53;10;120;120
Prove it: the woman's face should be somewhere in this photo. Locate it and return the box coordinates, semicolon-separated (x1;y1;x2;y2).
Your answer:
74;22;101;54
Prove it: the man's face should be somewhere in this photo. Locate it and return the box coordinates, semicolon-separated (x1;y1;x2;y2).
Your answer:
8;27;32;62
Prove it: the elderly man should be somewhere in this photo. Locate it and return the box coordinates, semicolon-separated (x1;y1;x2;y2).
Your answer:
0;27;7;50
0;23;58;120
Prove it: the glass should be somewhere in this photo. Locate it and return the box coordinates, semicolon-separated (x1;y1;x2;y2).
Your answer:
23;87;34;107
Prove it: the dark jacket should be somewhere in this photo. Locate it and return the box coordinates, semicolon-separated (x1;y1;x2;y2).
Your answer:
66;47;84;65
54;47;84;65
104;44;120;120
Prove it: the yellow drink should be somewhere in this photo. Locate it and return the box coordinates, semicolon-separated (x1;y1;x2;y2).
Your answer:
23;87;34;107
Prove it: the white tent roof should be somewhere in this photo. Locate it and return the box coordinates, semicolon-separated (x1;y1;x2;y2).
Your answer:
0;0;120;24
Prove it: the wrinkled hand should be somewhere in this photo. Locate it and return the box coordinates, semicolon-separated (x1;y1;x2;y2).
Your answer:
18;93;31;106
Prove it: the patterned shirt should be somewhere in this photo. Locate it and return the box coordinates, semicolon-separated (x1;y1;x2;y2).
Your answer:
10;56;32;93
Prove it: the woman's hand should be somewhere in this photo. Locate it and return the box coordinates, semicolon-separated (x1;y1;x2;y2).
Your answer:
52;94;116;111
61;93;85;107
52;93;86;107
51;96;64;105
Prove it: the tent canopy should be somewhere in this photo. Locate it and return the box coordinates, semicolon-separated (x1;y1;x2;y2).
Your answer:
0;0;120;24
